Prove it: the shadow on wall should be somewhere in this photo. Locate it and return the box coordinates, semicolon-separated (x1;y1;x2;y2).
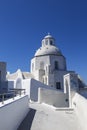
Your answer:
17;108;36;130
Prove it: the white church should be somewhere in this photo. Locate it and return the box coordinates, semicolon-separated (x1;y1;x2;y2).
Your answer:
0;33;86;107
31;33;77;89
0;34;87;130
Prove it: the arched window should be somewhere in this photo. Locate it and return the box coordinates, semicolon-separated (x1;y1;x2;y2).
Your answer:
55;61;58;70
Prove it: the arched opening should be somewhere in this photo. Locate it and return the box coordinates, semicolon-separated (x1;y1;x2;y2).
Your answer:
50;40;53;45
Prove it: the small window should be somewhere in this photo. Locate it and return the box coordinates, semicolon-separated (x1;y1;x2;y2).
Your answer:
55;61;58;70
65;99;68;102
56;82;61;89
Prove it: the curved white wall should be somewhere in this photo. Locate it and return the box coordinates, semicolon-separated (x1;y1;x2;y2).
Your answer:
30;79;56;101
72;93;87;130
0;95;29;130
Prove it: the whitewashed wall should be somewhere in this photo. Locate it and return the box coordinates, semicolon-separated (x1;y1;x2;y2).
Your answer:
31;55;68;88
38;87;69;107
72;93;87;130
22;79;31;97
8;78;50;102
0;95;29;130
30;78;56;101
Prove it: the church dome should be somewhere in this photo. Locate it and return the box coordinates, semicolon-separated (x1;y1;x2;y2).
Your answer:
35;45;62;56
35;34;62;56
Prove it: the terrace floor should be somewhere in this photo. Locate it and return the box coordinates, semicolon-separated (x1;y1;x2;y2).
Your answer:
18;102;82;130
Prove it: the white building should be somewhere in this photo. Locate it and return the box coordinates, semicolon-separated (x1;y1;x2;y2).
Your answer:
6;34;86;107
1;34;87;130
31;34;75;89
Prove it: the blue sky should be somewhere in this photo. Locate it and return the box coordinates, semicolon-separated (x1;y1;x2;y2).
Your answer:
0;0;87;83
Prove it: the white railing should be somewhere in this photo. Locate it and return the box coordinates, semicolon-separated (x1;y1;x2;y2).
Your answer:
0;89;26;104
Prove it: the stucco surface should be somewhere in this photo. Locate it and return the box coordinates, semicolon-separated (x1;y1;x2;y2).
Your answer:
0;95;29;130
29;102;82;130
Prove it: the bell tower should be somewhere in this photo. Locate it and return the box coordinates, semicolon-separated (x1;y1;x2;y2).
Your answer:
42;33;55;47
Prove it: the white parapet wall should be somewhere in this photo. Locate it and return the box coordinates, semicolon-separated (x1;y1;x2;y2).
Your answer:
26;78;56;102
38;87;69;107
64;73;79;107
0;95;29;130
22;79;31;98
8;78;58;102
72;93;87;130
